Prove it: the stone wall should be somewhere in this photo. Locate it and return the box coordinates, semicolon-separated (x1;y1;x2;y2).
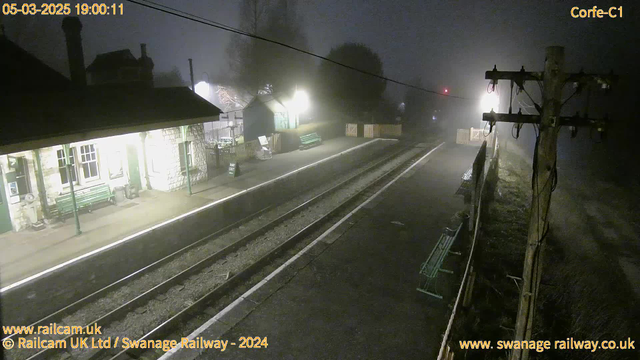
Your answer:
38;136;133;213
147;124;207;191
2;124;209;231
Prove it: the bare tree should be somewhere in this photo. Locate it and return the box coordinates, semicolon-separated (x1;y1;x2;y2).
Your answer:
238;0;270;34
259;0;313;95
317;43;386;119
225;0;312;96
215;85;252;111
226;0;270;95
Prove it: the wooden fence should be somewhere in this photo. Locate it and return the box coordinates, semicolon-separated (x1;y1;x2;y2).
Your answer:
346;123;402;138
437;132;500;360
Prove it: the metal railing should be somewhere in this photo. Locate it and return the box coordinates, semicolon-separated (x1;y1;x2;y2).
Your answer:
437;133;499;360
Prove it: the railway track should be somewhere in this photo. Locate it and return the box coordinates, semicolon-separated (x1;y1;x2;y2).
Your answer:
4;141;439;360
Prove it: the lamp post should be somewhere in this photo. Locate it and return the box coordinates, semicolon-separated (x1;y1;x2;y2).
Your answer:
181;125;192;196
63;144;81;235
228;120;236;146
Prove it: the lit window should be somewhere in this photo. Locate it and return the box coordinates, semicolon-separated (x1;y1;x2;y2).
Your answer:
57;148;77;185
108;150;123;179
80;144;99;180
178;141;192;172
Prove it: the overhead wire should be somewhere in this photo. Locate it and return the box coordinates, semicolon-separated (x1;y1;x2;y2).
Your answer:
521;87;539;109
125;0;474;100
560;90;579;108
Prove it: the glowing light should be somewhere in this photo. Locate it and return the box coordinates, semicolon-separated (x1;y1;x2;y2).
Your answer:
480;93;500;112
291;90;309;114
444;88;449;93
194;81;210;100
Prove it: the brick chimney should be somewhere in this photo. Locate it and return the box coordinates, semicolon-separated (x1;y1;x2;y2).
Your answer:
139;43;154;88
61;17;86;87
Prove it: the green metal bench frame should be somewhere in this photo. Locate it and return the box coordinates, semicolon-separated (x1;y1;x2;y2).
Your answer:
417;223;463;299
56;183;115;220
299;132;322;150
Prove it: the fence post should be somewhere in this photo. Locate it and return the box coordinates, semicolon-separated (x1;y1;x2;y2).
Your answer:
463;266;476;308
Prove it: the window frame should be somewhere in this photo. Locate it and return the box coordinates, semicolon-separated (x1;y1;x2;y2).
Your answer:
8;156;32;199
56;147;78;187
14;156;31;197
79;144;100;181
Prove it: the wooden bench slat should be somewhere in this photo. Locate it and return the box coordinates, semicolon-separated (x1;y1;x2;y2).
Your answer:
299;133;322;149
55;184;114;218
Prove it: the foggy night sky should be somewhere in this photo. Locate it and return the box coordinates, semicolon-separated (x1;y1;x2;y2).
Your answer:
3;0;640;180
4;0;638;101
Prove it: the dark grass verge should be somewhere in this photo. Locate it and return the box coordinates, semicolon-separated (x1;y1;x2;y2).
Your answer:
535;243;638;360
450;145;639;360
536;220;639;357
449;148;531;359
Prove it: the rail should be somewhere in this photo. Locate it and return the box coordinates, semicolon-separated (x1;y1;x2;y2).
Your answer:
110;143;443;360
16;142;430;360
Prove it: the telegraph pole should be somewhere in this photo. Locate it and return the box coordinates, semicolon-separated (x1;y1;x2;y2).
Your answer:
514;46;563;360
482;46;616;360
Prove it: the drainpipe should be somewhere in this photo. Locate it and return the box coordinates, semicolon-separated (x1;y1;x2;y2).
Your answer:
33;149;49;219
188;58;195;93
181;125;192;195
185;58;195;195
139;132;152;190
64;144;81;235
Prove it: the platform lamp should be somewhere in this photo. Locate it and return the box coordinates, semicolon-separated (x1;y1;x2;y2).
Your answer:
286;88;310;129
194;72;212;103
180;125;192;196
228;119;236;147
63;144;81;235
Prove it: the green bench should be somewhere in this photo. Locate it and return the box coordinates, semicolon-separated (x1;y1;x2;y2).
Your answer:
56;183;114;220
299;132;322;150
417;223;463;299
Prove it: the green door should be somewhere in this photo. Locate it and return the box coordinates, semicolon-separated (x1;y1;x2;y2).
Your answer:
126;144;142;190
0;168;13;233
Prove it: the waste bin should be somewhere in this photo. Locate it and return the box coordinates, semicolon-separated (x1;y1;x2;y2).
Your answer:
124;184;139;199
114;186;125;203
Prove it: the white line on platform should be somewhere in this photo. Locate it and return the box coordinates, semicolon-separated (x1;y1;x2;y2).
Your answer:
1;138;396;294
159;141;445;359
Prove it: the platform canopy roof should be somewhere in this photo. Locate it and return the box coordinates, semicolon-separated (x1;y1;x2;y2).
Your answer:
0;86;221;154
246;94;290;114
